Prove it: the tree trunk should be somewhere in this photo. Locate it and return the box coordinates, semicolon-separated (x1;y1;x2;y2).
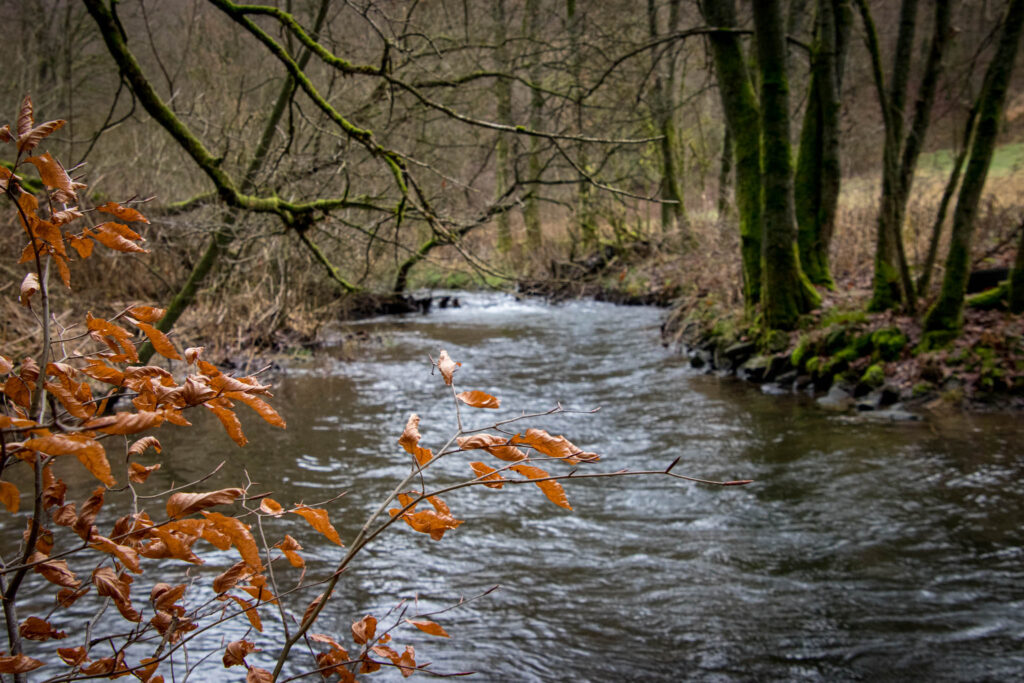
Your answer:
700;0;762;306
794;0;848;288
647;0;687;236
717;125;733;219
924;0;1024;335
754;0;821;329
493;0;514;253
1010;219;1024;313
567;0;596;246
918;100;977;294
856;0;919;312
523;0;544;251
135;0;334;364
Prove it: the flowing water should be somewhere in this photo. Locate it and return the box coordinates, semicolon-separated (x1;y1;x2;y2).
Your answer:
9;293;1024;681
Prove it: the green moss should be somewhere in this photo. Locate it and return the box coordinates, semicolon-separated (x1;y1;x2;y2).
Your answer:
762;329;789;354
824;326;849;354
860;363;885;388
967;283;1008;310
806;355;823;375
912;381;934;397
820;308;868;327
870;326;907;361
791;334;811;369
917;330;958;352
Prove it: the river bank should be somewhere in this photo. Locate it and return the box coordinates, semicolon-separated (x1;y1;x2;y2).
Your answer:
661;291;1024;413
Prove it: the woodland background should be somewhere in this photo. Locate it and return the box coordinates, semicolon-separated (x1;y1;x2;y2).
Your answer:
1;0;1022;359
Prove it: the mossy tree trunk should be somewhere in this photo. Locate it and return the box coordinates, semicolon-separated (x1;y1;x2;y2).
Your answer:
135;0;334;364
753;0;821;329
858;0;950;313
794;0;851;288
1010;219;1024;313
699;0;762;307
522;0;544;251
924;0;1024;333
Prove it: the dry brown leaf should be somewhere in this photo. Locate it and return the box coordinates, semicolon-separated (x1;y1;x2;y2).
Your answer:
25;434;114;487
247;668;273;683
88;410;164;435
135;322;181;360
205;400;247;446
225;392;285;428
56;646;88;666
469;461;505;489
128;305;165;323
222;639;258;668
34;552;80;589
128;462;161;484
221;594;263;632
436;349;460;385
127;437;162;461
274;534;304;568
405;618;450;638
72;487;105;540
90;535;141;573
0;481;19;512
0;654;45;674
150;583;187;611
19;616;66;641
292;505;343;546
92;567;140;622
89;222;147;253
24;152;75;197
398;413;432;466
18;118;66;155
212;560;251;594
511;463;572;510
3;375;31;409
19;272;38;307
97;201;149;223
167;488;244;519
259;498;284;516
512;428;599;464
351;614;377;644
457;433;526;461
455;390;500;409
202;512;263;572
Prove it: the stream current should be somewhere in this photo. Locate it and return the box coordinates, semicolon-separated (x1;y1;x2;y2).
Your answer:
12;293;1024;681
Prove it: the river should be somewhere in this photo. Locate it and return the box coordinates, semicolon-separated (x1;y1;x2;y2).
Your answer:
12;293;1024;681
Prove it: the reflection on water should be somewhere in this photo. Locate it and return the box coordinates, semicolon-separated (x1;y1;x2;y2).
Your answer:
8;293;1024;681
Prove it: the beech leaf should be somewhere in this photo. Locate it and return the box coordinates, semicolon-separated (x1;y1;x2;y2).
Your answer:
351;614;377;645
205;400;247;446
274;534;304;568
469;461;505;489
167;488;244;519
457;433;526;461
513;428;599;464
202;511;263;572
18;119;66;155
223;640;259;668
511;463;572;510
19;272;38;307
292;505;343;546
25;152;75;197
0;481;19;512
97;201;150;224
456;390;500;409
136;322;181;360
0;655;45;674
436;349;460;385
405;618;450;638
398;414;432;466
